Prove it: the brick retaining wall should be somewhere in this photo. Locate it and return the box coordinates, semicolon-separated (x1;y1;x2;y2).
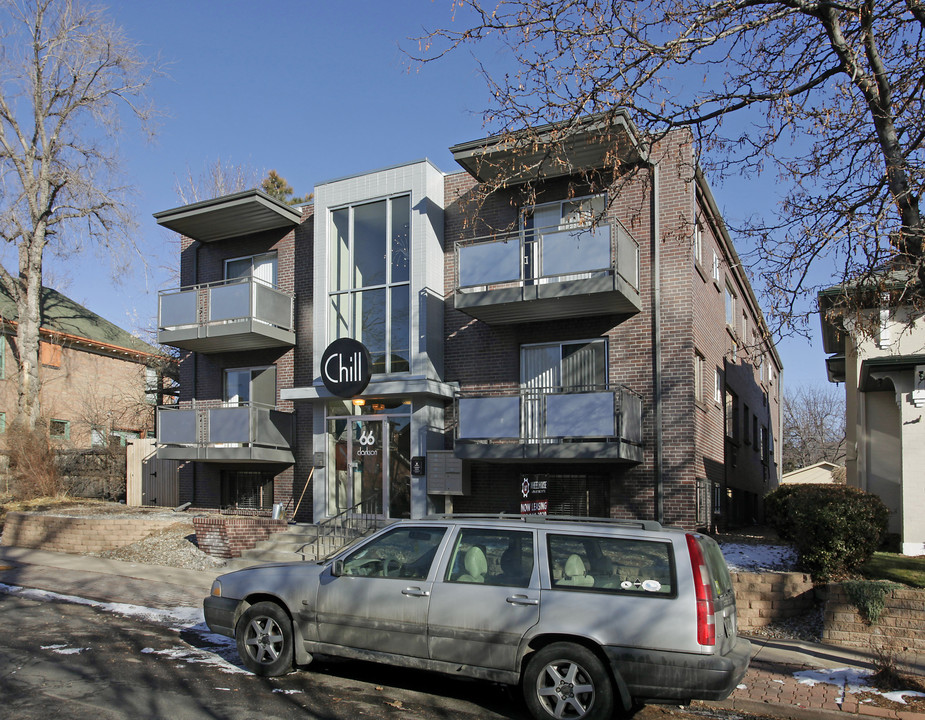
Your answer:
0;511;177;553
732;571;815;630
192;515;288;559
823;583;925;656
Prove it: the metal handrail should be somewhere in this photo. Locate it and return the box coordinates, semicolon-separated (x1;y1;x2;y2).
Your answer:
296;493;382;561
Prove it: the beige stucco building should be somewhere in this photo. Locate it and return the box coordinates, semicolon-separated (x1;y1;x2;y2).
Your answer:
821;270;925;555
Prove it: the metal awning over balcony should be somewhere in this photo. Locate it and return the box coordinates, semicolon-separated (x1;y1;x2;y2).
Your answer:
454;220;641;324
153;189;301;243
454;385;643;463
450;110;644;186
157;402;294;464
158;277;295;353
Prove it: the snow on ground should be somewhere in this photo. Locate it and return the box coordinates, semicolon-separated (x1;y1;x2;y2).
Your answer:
717;542;798;572
795;668;925;705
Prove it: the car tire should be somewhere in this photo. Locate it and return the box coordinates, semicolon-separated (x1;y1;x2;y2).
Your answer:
523;642;615;720
235;601;294;677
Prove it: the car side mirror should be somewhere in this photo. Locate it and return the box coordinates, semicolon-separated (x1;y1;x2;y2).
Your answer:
331;559;345;577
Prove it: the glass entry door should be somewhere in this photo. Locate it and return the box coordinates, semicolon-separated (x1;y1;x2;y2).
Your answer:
327;412;411;520
328;418;384;516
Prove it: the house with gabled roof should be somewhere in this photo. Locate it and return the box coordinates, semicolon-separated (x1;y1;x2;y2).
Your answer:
0;285;173;447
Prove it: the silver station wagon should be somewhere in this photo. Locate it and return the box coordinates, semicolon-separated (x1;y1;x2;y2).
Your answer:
204;516;750;720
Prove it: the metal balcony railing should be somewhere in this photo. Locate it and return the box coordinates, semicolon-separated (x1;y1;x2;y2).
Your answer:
455;219;640;294
455;384;643;446
158;276;295;334
157;400;293;453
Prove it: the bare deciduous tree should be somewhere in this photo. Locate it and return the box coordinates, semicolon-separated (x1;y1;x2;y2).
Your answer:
174;158;263;206
782;384;846;473
0;0;158;431
414;0;925;335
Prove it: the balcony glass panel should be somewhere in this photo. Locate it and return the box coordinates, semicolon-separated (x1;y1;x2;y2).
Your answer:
255;282;291;326
458;241;521;287
458;396;520;439
209;281;251;322
159;290;197;328
540;226;610;277
209;407;251;443
158;409;197;444
545;392;615;437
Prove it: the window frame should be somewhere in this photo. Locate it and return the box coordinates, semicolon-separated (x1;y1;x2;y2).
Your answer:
224;251;279;287
49;418;70;441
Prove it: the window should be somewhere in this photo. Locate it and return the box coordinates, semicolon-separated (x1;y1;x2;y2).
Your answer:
743;404;750;444
225;251;278;286
145;367;159;405
330;196;410;374
224;366;276;407
521;339;607;392
741;310;748;342
724;281;736;327
526;195;605;231
694;351;705;404
221;470;275;511
49;419;69;441
446;528;534;587
714;368;723;404
40;341;62;368
725;388;738;441
547;533;674;596
693;219;703;265
753;415;759;449
879;293;892;348
0;412;5;433
760;425;769;464
0;335;5;379
341;525;446;579
712;250;721;282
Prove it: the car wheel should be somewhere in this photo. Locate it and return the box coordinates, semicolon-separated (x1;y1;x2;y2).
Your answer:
235;601;294;677
523;642;614;720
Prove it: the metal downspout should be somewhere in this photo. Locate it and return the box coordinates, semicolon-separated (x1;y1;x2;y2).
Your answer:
650;162;664;524
191;240;200;506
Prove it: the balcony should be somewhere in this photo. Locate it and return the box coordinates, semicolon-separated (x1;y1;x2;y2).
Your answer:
157;402;294;464
454;220;641;324
455;385;643;463
158;277;295;353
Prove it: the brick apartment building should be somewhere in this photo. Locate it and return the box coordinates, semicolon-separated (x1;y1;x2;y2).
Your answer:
0;285;168;446
155;111;782;529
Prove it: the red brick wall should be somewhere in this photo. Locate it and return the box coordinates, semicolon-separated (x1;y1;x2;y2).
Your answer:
192;514;288;559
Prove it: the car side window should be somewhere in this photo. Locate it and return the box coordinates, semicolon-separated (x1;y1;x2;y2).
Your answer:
445;528;535;587
341;526;446;580
548;534;675;596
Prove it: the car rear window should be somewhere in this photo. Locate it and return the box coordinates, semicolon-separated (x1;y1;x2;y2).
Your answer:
698;536;734;597
547;533;675;596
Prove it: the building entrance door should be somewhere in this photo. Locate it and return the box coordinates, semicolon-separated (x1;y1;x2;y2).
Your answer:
327;403;412;520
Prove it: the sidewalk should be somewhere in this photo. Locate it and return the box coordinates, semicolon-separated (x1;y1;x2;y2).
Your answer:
1;546;923;720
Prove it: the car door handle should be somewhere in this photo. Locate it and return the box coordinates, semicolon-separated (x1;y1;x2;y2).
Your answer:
402;587;430;597
506;594;539;606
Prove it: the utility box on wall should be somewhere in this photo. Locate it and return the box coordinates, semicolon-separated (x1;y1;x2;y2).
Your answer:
426;450;470;496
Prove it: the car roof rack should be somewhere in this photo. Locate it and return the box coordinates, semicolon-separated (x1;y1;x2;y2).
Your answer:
425;513;663;531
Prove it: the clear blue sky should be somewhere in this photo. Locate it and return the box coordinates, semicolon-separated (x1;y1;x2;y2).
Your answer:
39;0;828;391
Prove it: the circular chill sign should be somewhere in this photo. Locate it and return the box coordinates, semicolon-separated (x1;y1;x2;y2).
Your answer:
321;338;372;397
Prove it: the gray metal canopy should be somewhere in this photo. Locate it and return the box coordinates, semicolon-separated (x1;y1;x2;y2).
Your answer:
154;189;302;243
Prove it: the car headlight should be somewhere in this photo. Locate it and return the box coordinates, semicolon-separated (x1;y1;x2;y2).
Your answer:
210;580;222;597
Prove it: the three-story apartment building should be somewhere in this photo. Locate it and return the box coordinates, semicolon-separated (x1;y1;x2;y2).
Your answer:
155;112;782;529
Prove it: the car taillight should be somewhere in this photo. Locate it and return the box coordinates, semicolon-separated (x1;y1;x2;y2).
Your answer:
686;533;715;646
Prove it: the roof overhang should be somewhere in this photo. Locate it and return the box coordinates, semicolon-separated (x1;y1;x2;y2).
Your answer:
154;189;302;243
825;354;846;384
859;354;925;392
450;110;644;186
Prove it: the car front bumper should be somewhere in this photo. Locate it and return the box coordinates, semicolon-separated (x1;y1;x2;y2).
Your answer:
604;637;751;703
203;595;239;638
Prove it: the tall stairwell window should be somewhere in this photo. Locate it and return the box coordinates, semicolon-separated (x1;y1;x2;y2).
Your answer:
329;195;410;374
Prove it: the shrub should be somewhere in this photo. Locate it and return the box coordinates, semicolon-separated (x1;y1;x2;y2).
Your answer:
2;424;62;500
764;484;889;579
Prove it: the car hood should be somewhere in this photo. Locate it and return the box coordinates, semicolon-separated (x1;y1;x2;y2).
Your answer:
216;560;327;602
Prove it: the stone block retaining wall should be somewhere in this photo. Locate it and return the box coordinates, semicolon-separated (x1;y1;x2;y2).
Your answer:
0;511;176;553
731;571;816;631
823;583;925;656
192;515;288;559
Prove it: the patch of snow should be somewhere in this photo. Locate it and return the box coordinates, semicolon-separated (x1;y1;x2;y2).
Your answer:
719;543;797;572
40;643;87;655
141;645;247;675
795;668;925;705
272;689;304;695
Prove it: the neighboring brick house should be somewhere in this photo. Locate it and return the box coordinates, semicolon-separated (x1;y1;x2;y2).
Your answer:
155;111;782;528
0;285;168;446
